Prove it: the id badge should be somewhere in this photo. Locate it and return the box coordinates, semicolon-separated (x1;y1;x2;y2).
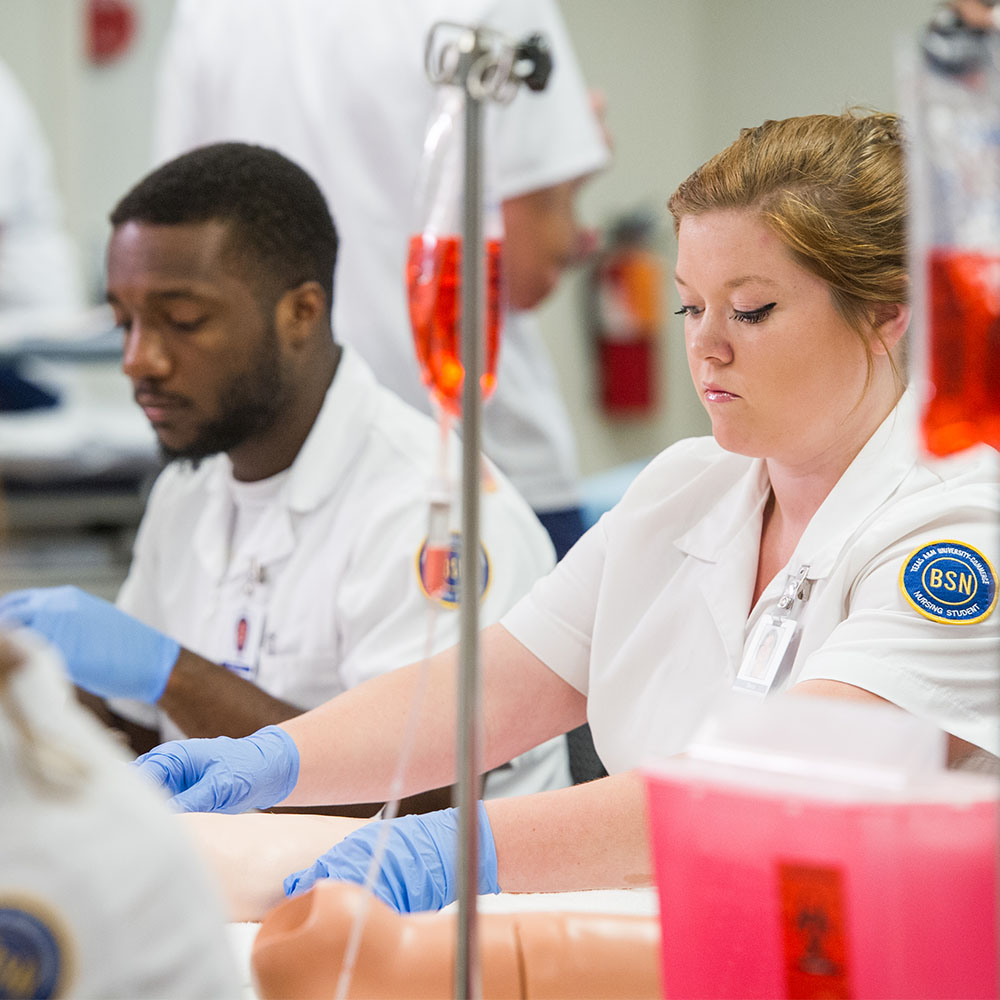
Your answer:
223;560;269;680
223;606;266;680
734;613;798;696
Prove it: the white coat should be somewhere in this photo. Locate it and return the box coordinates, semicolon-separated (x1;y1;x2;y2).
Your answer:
503;393;1000;772
115;349;568;797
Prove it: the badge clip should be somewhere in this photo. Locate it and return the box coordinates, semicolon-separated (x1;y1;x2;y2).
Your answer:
735;563;811;697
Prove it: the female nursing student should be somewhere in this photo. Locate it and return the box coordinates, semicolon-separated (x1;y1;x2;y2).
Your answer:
134;110;999;912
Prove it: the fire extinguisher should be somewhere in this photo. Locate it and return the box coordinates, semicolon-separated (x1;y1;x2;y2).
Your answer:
592;211;662;416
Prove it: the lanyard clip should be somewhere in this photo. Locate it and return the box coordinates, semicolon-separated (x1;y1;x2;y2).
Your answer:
776;563;811;615
243;559;268;596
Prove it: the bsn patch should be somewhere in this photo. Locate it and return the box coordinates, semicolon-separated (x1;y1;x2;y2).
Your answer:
899;539;997;625
0;901;68;998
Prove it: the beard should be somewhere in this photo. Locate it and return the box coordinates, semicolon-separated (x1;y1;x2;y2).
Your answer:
159;325;292;466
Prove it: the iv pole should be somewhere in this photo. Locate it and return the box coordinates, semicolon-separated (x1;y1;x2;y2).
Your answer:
454;29;486;1000
423;24;552;1000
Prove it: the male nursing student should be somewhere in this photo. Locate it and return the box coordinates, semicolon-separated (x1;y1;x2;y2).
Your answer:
0;143;569;814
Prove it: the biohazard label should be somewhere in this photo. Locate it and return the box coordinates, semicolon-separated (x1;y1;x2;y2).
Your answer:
777;862;851;999
0;900;70;999
899;539;997;625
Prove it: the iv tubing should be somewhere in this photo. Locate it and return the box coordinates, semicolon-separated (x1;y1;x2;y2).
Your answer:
335;305;460;1000
336;23;524;1000
422;412;454;599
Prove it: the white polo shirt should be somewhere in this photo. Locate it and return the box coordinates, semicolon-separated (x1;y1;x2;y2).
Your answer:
115;348;567;797
502;393;1000;772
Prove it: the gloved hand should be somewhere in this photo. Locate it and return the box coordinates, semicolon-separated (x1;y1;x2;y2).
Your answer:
283;800;500;913
0;585;179;702
134;725;300;814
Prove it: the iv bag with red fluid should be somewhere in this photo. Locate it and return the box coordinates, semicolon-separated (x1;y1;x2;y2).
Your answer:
902;22;1000;456
407;233;503;418
924;249;1000;455
406;87;505;418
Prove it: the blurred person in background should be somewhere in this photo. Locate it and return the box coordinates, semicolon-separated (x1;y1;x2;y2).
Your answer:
947;0;1000;30
0;59;83;313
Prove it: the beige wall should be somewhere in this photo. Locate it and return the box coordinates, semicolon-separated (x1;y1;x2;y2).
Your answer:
551;0;932;473
0;0;933;474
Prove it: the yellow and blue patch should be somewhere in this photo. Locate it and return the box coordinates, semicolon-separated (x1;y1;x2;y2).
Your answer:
899;539;997;625
416;531;491;608
0;900;69;999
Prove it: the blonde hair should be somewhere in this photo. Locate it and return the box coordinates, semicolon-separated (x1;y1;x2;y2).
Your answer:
668;110;908;383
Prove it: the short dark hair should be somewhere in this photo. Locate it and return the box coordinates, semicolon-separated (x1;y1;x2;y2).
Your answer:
110;142;338;303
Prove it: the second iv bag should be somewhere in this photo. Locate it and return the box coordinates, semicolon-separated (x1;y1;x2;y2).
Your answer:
407;87;504;418
901;18;1000;456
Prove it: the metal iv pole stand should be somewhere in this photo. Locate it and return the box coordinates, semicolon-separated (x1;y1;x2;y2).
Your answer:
454;27;487;1000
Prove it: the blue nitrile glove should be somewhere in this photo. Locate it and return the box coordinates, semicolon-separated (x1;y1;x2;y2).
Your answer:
283;800;500;913
0;585;179;702
133;725;300;814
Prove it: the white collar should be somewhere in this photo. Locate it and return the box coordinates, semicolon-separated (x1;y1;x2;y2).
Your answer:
193;346;381;576
280;346;380;514
675;391;920;580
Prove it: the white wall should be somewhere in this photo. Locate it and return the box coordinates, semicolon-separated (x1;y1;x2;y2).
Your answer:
0;0;933;474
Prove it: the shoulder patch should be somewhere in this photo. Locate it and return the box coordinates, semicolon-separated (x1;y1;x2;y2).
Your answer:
416;532;492;608
0;898;71;999
899;540;997;625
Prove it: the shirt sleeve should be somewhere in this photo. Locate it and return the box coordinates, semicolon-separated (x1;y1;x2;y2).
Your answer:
500;513;609;694
795;504;1000;756
335;475;553;691
115;468;174;626
110;472;174;732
